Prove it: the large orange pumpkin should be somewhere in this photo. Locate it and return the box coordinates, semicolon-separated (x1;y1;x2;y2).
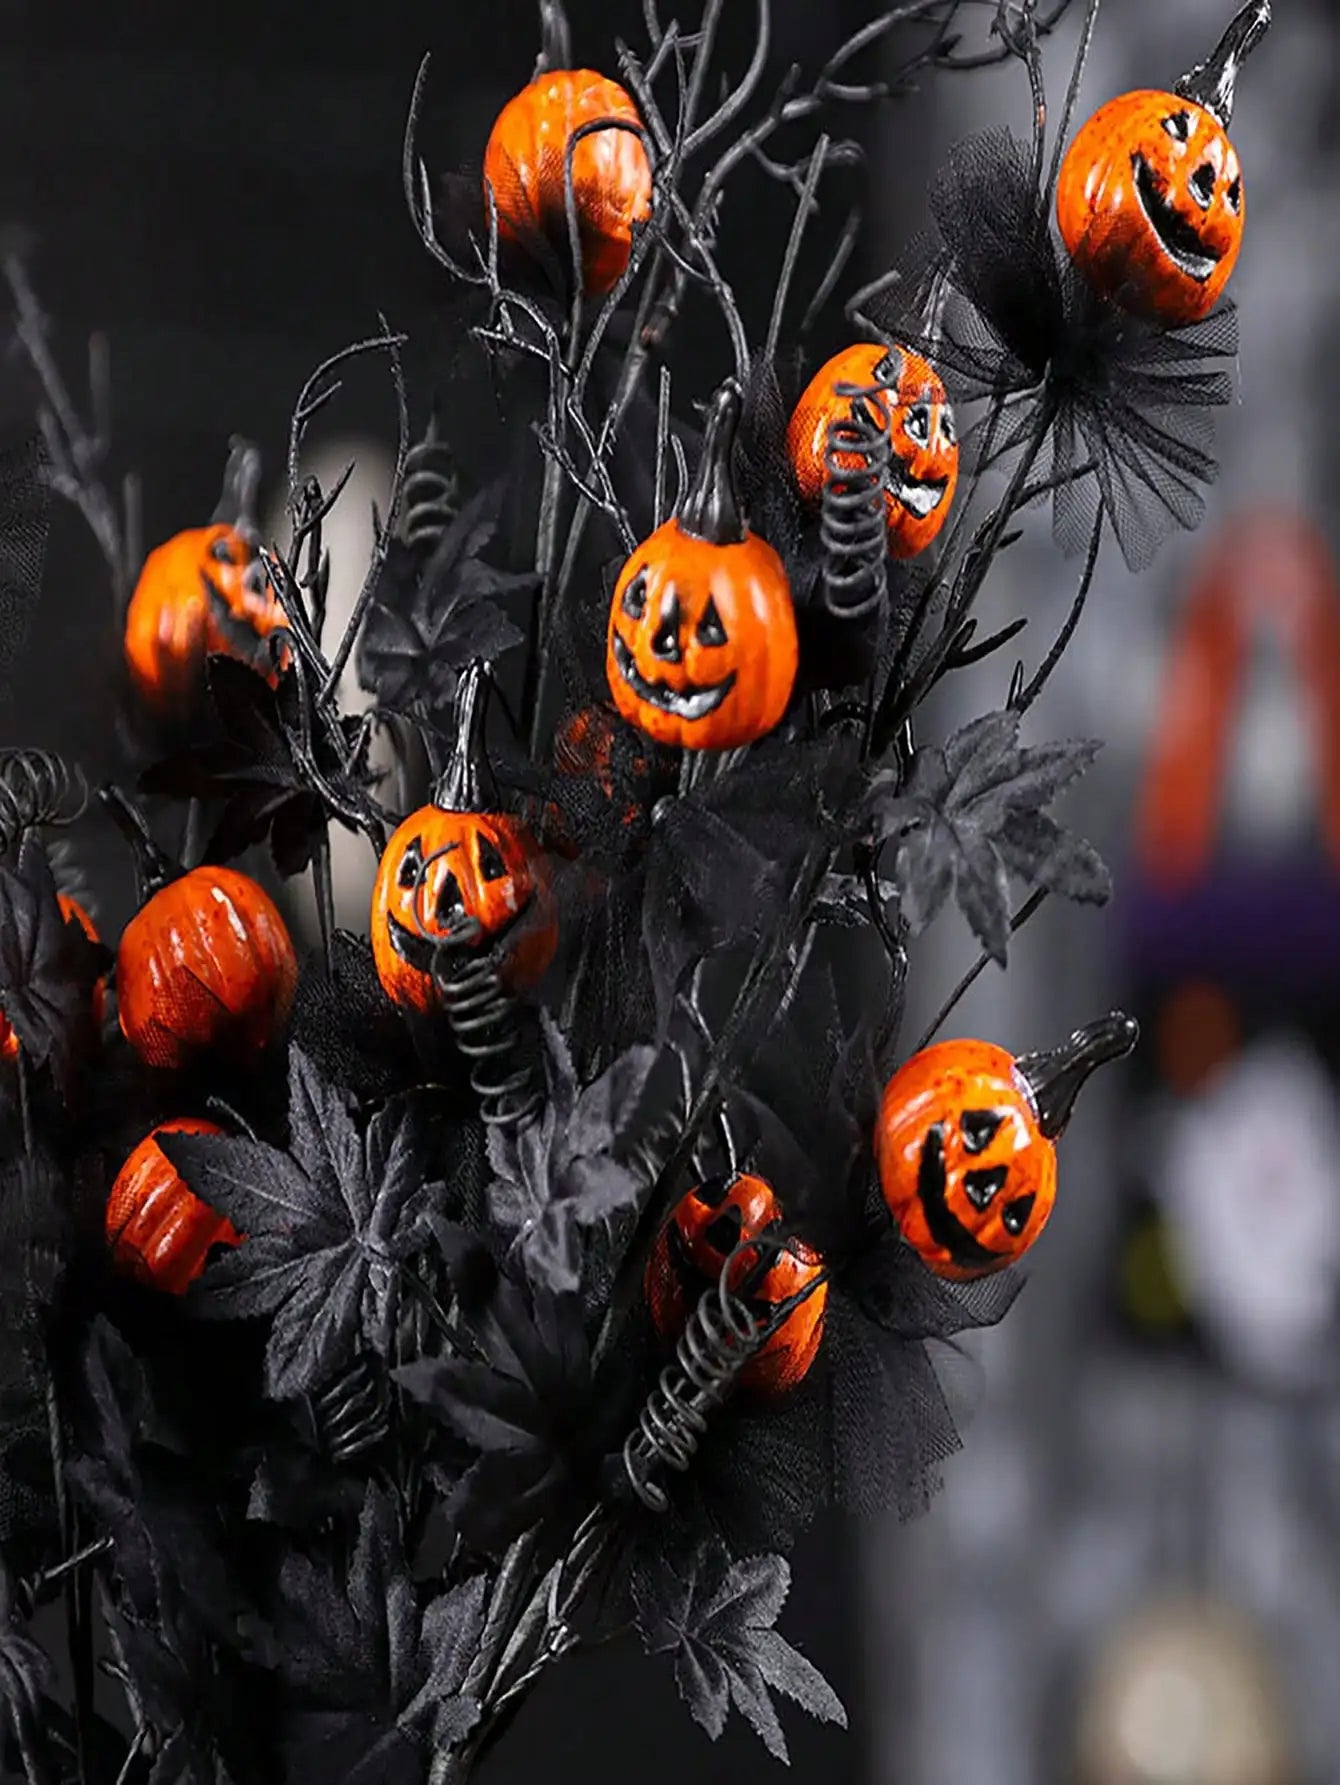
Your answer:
606;383;797;750
645;1172;828;1397
370;664;556;1015
1056;2;1270;325
875;1015;1138;1280
117;866;298;1071
483;63;652;298
787;342;959;560
106;1118;242;1295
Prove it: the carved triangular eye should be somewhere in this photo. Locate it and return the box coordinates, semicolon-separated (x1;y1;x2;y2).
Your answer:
621;570;648;619
961;1109;1003;1154
397;836;425;889
964;1166;1008;1211
1002;1194;1036;1237
705;1206;744;1255
477;834;509;882
696;596;727;647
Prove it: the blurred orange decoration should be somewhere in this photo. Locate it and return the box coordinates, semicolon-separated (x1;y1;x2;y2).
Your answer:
1137;511;1340;888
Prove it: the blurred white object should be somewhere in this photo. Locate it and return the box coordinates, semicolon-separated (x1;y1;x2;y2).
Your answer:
1076;1596;1296;1785
264;437;397;941
1160;1036;1340;1389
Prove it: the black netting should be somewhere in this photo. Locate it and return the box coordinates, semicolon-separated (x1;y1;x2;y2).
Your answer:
0;435;50;724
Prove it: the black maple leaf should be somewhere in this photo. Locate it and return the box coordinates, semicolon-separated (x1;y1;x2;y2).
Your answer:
396;1225;599;1554
485;1015;656;1293
357;487;532;714
141;657;386;877
633;1542;846;1763
0;833;106;1093
160;1050;445;1399
867;709;1111;963
262;1484;484;1777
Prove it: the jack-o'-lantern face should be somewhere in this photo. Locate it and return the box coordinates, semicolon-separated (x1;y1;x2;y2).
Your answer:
370;807;556;1015
787;342;959;560
124;438;289;710
1057;93;1242;325
876;1018;1138;1280
1055;3;1270;326
645;1172;828;1397
606;382;797;751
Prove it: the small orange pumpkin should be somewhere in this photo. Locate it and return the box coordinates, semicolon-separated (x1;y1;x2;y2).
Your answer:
645;1172;828;1397
787;342;960;560
123;440;290;711
607;383;797;751
117;866;297;1072
106;1118;242;1295
370;665;556;1015
1056;2;1270;325
482;3;652;300
875;1015;1138;1280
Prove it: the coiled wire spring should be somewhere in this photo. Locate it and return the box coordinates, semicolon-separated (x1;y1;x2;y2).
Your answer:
623;1237;790;1513
821;382;894;621
431;912;544;1130
0;750;87;857
305;1353;393;1466
402;433;461;556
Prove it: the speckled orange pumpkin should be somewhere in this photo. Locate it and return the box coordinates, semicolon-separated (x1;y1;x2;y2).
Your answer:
607;383;797;750
1056;2;1270;324
483;67;652;297
787;342;959;559
117;866;297;1071
646;1172;828;1396
876;1016;1138;1280
106;1118;241;1295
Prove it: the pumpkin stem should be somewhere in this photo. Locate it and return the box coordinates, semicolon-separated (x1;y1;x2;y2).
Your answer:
98;784;177;899
1016;1011;1139;1142
433;661;489;812
535;0;572;75
1176;0;1271;128
210;436;262;539
679;380;746;547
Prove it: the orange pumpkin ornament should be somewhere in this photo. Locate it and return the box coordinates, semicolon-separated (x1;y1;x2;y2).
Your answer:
123;439;290;711
876;1014;1138;1280
787;342;960;560
645;1172;828;1397
370;664;557;1015
106;1118;242;1295
105;788;297;1072
482;2;652;299
607;382;798;751
1056;1;1271;326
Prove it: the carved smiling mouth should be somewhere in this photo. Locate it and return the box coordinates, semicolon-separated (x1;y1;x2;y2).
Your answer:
1132;156;1223;283
387;912;441;976
892;467;949;522
612;632;736;723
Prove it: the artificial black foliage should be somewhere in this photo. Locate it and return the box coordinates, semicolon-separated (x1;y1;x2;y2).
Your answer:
357;486;533;716
397;1225;600;1555
262;1484;485;1773
142;657;386;876
868;709;1111;962
633;1542;846;1763
0;834;106;1092
485;1014;656;1294
161;1050;445;1398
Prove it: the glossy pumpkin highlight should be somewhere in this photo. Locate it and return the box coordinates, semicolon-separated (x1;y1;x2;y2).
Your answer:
106;1118;241;1295
483;68;652;297
117;866;298;1071
645;1173;828;1397
787;342;960;559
